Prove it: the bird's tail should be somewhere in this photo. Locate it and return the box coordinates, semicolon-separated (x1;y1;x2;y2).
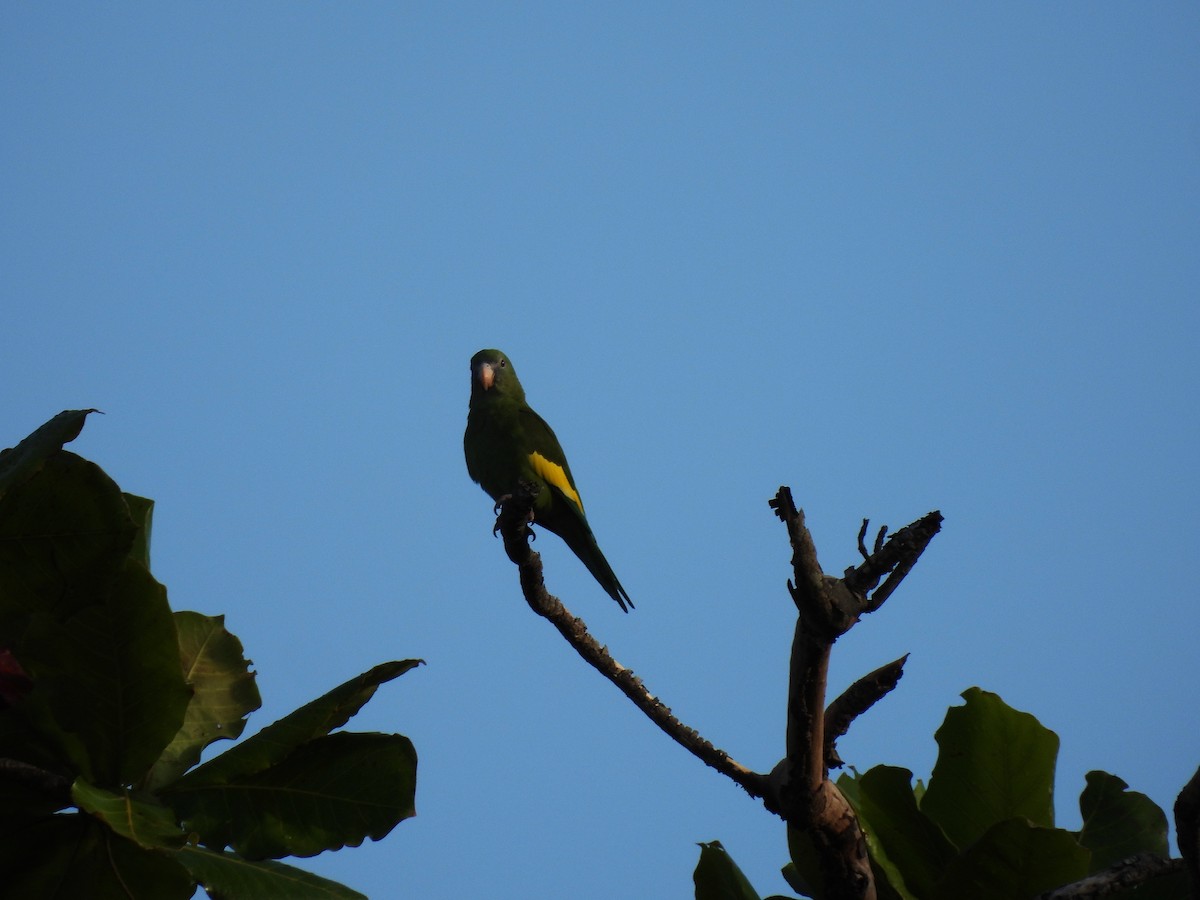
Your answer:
562;523;634;613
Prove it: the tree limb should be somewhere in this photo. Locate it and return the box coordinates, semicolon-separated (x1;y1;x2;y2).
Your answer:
765;487;941;900
1036;853;1185;900
490;483;940;900
0;757;72;807
494;483;768;800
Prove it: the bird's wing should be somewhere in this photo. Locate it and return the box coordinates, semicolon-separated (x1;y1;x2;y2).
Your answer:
519;405;585;515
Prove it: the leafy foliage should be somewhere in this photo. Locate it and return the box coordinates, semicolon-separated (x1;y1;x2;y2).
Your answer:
0;411;419;898
701;688;1185;900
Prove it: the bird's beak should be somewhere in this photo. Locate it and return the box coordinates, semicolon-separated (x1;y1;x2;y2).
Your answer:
475;361;495;391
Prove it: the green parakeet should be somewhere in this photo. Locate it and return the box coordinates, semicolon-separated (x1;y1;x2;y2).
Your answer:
464;348;633;612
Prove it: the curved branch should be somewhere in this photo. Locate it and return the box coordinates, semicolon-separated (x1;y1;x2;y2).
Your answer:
495;484;768;800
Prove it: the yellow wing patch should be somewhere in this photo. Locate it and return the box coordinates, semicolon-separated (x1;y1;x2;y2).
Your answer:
529;451;583;512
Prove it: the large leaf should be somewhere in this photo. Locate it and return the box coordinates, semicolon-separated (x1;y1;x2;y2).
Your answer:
72;777;186;850
0;450;136;631
783;826;822;898
145;611;262;791
177;845;366;900
0;409;98;499
694;841;763;900
167;730;416;859
932;817;1089;900
125;492;155;569
920;688;1059;850
1076;770;1169;871
0;813;194;900
836;771;909;900
853;766;957;899
166;660;420;790
18;557;192;784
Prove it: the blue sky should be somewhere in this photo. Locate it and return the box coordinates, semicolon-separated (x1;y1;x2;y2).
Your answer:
3;4;1198;898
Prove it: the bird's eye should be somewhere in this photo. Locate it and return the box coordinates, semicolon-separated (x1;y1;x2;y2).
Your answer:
499;359;507;367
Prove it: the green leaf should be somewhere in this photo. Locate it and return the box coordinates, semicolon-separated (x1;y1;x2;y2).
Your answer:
784;826;823;898
125;493;154;569
1077;771;1169;872
0;813;194;900
71;777;186;850
166;730;416;859
836;771;909;900
167;660;421;790
920;688;1059;849
19;557;192;784
0;451;136;631
694;841;763;900
145;612;262;791
0;409;99;500
932;818;1089;900
853;766;957;899
177;845;367;899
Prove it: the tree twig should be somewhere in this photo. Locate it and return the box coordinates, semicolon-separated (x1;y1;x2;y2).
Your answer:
824;655;908;769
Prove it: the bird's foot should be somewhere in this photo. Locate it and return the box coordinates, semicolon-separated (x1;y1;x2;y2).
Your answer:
492;495;536;538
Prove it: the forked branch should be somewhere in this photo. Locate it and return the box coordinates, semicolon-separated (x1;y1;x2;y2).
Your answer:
492;482;941;900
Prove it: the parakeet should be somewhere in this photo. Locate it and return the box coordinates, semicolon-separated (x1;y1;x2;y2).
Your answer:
464;348;633;612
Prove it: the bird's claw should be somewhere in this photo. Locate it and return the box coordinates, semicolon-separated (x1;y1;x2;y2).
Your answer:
492;495;536;539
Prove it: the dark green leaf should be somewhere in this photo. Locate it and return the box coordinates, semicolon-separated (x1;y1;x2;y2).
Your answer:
72;777;186;849
19;557;192;784
0;813;194;900
1077;771;1169;872
0;409;99;500
167;660;421;790
0;451;136;630
837;771;910;900
932;818;1089;900
921;688;1059;849
853;766;957;899
784;826;823;898
145;611;262;791
177;845;366;899
167;731;416;859
125;493;154;569
694;841;762;900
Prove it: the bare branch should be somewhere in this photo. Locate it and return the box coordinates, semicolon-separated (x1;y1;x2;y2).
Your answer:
825;655;908;769
1036;853;1185;900
495;484;768;800
845;510;942;613
490;482;940;900
0;758;71;807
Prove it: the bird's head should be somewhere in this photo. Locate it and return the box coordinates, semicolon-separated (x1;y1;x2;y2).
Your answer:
470;348;524;401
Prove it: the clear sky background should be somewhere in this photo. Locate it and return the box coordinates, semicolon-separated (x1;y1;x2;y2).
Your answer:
3;5;1198;898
